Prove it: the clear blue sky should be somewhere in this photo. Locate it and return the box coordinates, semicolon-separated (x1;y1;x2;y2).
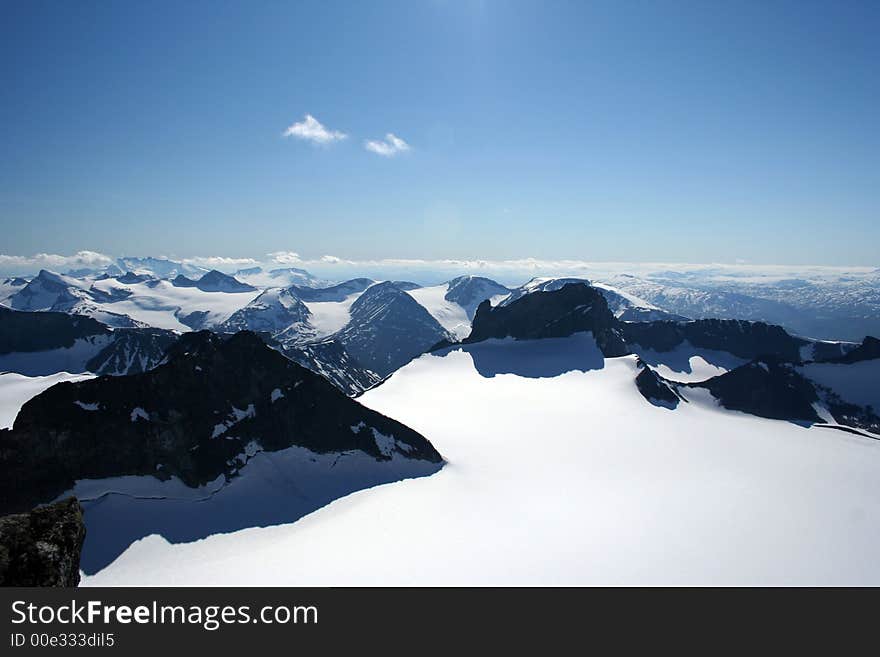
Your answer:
1;0;877;265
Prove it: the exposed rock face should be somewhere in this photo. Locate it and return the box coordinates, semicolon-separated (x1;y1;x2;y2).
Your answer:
220;288;312;336
281;339;381;396
172;270;255;292
171;274;198;288
0;330;442;514
334;282;453;377
85;328;177;376
829;336;880;364
635;361;682;409
115;271;154;285
621;318;808;361
466;283;630;357
689;358;822;423
195;270;257;293
0;498;85;587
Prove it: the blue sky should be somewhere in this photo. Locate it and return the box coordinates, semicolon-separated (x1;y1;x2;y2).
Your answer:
1;0;878;266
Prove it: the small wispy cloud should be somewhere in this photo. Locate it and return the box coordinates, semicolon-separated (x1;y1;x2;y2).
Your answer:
364;133;411;157
268;251;302;265
282;114;347;144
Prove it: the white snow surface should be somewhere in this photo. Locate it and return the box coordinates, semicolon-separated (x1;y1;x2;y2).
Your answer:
406;282;508;339
89;278;260;331
0;371;95;428
406;284;472;339
302;292;362;337
630;341;748;383
83;334;880;585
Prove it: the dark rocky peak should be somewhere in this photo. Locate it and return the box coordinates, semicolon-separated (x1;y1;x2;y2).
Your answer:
171;274;198;288
0;497;85;587
688;357;821;423
621;318;807;361
195;270;257;293
4;277;28;286
466;283;629;357
290;278;374;302
115;271;153;284
335;282;453;377
444;275;510;309
0;329;441;513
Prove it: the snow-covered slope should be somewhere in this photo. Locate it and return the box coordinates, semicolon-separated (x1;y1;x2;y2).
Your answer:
6;271;259;331
219;287;312;337
233;267;333;289
502;277;682;322
115;257;208;280
0;371;95;429
88;278;260;331
83;333;880;585
407;276;510;340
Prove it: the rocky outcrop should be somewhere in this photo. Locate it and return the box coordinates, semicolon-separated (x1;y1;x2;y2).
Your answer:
466;283;629;357
85;328;177;375
281;338;381;395
689;358;822;423
827;336;880;364
635;361;682;409
621;318;808;361
0;331;442;514
0;498;85;587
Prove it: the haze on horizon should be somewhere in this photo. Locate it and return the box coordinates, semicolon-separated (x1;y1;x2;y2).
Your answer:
1;1;878;266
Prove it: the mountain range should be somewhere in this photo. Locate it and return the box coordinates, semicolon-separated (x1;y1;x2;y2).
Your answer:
1;258;879;585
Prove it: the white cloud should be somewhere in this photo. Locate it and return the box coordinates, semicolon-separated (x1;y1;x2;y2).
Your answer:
364;133;411;157
320;255;344;264
268;251;302;265
282;114;347;144
0;251;114;274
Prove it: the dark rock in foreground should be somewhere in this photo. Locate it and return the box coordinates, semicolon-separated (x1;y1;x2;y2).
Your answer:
0;498;85;587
